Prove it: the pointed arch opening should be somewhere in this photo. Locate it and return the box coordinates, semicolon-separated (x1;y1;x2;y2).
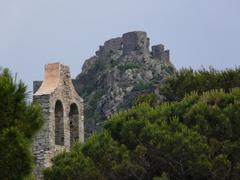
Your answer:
69;103;79;146
55;100;64;145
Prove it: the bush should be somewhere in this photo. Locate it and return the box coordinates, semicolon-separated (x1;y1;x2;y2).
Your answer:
117;63;141;72
132;81;154;92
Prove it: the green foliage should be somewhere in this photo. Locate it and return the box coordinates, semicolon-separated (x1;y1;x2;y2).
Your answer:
93;61;106;72
160;67;240;101
0;68;43;180
45;67;240;179
104;88;240;179
132;81;154;92
80;85;95;97
116;80;157;112
134;93;157;107
0;127;32;179
44;131;144;180
109;58;118;67
48;88;240;179
89;90;105;108
117;63;141;72
44;151;100;180
153;172;170;180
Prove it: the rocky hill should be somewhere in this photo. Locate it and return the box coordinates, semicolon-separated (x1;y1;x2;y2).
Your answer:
73;31;176;134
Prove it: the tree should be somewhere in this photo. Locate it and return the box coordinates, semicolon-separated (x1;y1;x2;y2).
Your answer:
0;68;43;179
44;67;240;180
45;88;240;180
159;67;240;102
44;131;144;180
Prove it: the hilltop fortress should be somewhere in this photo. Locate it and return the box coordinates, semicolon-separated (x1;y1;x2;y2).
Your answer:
96;31;170;62
75;31;175;134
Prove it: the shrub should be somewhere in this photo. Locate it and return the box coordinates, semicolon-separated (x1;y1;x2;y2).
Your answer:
117;63;141;72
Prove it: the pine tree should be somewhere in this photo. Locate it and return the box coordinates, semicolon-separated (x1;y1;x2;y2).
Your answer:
0;68;43;179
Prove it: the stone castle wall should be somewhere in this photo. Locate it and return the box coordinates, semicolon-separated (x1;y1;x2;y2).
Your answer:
33;63;84;179
95;31;170;63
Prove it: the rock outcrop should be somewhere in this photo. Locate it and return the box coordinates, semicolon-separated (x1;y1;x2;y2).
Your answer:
73;31;176;134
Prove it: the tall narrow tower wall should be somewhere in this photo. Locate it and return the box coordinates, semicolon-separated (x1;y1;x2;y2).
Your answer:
32;63;84;179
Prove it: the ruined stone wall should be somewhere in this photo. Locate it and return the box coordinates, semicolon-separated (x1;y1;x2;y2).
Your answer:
122;31;150;55
152;44;170;63
96;37;122;56
94;31;170;63
33;63;84;179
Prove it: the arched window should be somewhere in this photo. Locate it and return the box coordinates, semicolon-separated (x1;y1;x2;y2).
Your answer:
55;100;64;145
69;103;79;146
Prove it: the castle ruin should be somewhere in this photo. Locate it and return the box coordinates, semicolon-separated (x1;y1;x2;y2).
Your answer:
32;63;84;179
95;31;170;63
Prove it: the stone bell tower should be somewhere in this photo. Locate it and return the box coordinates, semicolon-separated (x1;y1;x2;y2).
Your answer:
32;63;84;179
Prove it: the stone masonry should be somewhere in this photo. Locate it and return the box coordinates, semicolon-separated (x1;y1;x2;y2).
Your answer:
32;63;84;179
94;31;170;63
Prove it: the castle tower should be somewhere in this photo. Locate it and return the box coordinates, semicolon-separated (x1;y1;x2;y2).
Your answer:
151;44;170;63
32;63;84;179
122;31;150;55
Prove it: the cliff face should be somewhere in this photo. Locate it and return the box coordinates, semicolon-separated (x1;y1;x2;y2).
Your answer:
74;31;176;134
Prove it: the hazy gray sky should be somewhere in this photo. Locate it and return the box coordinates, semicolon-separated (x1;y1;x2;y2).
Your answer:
0;0;239;91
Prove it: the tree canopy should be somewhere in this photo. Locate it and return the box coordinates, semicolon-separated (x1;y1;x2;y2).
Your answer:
44;68;240;180
45;90;240;179
159;67;240;102
0;68;43;180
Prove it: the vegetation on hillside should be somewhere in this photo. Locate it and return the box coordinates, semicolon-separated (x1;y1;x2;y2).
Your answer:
160;67;240;102
74;36;176;135
1;67;240;179
0;68;43;179
44;68;240;180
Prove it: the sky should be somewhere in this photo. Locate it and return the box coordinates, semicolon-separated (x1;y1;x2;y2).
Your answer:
0;0;240;92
